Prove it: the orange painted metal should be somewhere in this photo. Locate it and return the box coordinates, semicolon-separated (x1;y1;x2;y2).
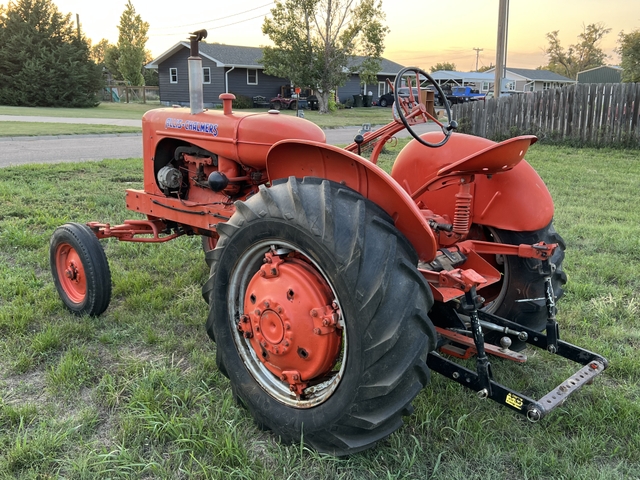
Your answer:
392;132;554;232
55;243;86;303
419;249;501;302
141;102;325;189
266;140;439;262
242;253;342;389
436;327;527;363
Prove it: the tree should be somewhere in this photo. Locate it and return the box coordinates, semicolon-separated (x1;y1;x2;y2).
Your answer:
90;38;111;65
430;62;456;72
617;29;640;83
0;0;103;107
262;0;389;113
116;0;148;86
478;64;494;73
542;23;611;79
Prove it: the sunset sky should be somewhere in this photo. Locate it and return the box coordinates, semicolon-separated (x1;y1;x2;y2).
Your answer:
50;0;638;72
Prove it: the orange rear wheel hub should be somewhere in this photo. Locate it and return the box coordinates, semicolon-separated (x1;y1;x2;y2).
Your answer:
241;253;342;392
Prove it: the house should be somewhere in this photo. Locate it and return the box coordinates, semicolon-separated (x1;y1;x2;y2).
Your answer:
430;70;496;92
484;67;575;92
577;65;623;83
145;41;406;107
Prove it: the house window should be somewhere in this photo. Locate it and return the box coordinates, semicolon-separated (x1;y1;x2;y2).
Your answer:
506;81;516;91
170;68;178;84
247;69;258;85
482;81;490;92
543;82;551;90
203;67;211;84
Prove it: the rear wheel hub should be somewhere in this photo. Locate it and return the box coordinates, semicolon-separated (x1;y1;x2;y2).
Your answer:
241;252;342;394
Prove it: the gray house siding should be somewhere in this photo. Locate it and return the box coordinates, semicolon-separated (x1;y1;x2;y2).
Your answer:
224;68;289;100
158;49;190;104
203;59;225;104
157;48;292;106
338;75;363;103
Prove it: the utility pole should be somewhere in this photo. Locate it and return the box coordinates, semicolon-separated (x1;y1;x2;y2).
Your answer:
76;14;81;39
473;47;483;71
494;0;509;97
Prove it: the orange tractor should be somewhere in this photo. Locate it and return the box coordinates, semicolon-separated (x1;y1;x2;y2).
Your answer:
50;31;607;455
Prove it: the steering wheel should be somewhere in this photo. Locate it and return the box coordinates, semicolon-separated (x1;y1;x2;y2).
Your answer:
393;67;457;148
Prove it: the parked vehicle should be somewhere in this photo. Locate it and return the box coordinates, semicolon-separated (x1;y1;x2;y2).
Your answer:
50;31;608;457
447;86;486;105
269;85;309;110
378;86;419;107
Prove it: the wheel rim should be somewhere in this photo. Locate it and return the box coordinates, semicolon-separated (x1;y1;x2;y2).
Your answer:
228;240;347;408
55;242;86;304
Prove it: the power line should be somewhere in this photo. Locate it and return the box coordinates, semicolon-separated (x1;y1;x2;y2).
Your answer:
150;13;270;37
149;2;273;32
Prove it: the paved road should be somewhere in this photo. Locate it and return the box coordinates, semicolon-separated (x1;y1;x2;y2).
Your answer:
0;115;441;168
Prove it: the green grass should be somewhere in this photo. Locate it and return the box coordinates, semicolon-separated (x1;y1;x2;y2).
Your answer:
0;121;141;137
0;145;639;478
0;103;159;120
0;102;399;129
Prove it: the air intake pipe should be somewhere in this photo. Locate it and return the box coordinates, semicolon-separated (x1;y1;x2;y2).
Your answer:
188;29;208;115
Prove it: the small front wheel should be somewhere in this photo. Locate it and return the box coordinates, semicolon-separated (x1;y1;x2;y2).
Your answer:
50;223;111;316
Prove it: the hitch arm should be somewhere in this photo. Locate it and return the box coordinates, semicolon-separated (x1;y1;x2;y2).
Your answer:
429;310;608;422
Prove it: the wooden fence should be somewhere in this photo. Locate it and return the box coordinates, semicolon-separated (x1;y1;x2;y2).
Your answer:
451;83;640;148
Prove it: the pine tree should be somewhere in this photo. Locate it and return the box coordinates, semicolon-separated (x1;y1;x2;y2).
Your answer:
0;0;103;107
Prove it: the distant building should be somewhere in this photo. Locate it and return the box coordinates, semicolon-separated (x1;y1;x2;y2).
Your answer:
430;71;496;92
484;67;575;92
577;66;623;84
146;42;406;107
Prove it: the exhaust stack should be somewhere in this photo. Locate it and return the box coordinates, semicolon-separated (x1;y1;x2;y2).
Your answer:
188;29;208;115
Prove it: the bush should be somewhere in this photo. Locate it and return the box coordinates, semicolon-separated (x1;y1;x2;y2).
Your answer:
230;93;254;109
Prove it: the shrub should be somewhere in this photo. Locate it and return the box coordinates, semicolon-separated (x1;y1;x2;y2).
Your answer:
230;94;254;109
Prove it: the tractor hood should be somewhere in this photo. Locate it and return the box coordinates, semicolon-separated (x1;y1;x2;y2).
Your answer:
142;106;326;169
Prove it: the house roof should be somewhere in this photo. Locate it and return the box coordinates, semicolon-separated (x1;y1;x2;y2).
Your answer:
146;42;405;74
430;70;495;83
485;67;574;83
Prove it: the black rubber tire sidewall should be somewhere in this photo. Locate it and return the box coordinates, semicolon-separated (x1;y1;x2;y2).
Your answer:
482;221;567;334
203;178;436;455
49;223;112;316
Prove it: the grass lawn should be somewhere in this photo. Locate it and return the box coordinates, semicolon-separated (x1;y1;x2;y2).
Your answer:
0;121;141;137
0;143;638;478
0;102;399;129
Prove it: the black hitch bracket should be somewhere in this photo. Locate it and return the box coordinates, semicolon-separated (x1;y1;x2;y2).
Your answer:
427;309;608;422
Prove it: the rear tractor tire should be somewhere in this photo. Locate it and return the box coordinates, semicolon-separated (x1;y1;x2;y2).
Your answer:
202;177;436;456
50;223;111;316
477;222;567;348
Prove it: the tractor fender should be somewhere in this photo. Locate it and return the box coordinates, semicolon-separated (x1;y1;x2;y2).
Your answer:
392;132;554;232
266;140;439;262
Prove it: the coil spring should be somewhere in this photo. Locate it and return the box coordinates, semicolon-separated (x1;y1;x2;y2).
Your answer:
453;185;472;236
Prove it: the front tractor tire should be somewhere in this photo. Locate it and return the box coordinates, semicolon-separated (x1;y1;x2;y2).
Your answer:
50;223;112;316
202;177;436;455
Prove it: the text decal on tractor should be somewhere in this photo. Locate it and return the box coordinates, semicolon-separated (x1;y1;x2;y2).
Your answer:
165;117;219;136
49;31;608;456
